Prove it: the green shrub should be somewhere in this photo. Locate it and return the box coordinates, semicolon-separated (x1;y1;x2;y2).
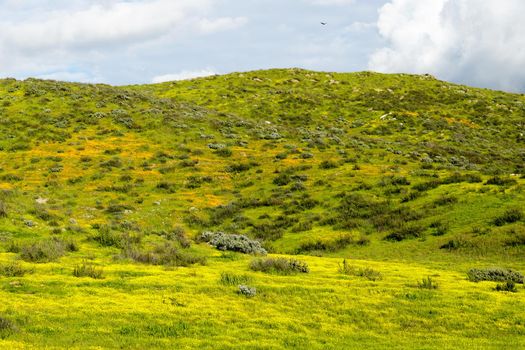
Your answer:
412;180;441;192
494;281;518;293
384;224;424;241
199;231;267;255
433;195;458;207
0;262;29;277
0;200;7;218
73;262;104;279
225;162;256;173
338;260;382;281
220;272;253;286
249;257;309;275
440;237;471;250
493;209;523;226
430;221;449;236
485;176;517;186
296;235;355;253
0;315;17;335
418;276;438;289
215;148;232;157
20;237;78;263
120;243;206;267
167;226;191;248
92;226;124;247
319;160;339;169
273;173;291;186
467;267;524;284
355;267;382;281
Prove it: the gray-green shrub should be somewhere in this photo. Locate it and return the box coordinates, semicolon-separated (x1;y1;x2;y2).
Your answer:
20;237;78;263
467;267;524;284
198;231;267;255
249;257;309;274
73;262;104;279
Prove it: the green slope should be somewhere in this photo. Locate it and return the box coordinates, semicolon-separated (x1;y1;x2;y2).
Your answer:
0;69;524;348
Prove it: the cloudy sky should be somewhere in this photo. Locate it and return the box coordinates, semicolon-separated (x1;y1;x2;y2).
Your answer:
0;0;524;92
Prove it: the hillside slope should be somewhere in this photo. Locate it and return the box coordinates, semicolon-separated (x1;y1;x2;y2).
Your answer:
0;69;524;348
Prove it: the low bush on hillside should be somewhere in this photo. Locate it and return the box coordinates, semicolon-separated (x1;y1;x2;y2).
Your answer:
295;234;366;254
220;272;253;286
467;267;524;284
73;262;104;279
19;237;78;263
440;237;472;250
494;281;518;293
384;224;424;241
417;276;438;289
198;231;267;255
430;221;449;236
167;226;191;248
493;208;523;226
91;225;141;248
238;285;256;297
0;262;30;277
412;180;441;192
120;243;206;267
249;257;309;275
319;160;339;169
0;315;17;335
433;195;458;207
485;176;517;186
215;148;233;157
505;227;525;246
0;200;7;218
338;259;382;281
441;172;482;184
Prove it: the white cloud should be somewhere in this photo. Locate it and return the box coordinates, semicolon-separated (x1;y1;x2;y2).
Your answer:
196;17;248;34
308;0;356;5
1;1;205;51
369;0;525;92
0;0;247;81
151;69;217;83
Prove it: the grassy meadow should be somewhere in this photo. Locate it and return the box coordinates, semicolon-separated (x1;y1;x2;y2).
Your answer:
0;69;524;348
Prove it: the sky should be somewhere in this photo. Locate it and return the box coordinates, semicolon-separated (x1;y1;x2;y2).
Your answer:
0;0;524;92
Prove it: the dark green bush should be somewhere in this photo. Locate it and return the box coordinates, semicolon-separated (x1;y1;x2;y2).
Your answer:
494;281;518;293
73;262;104;279
412;180;441;192
273;173;291;186
0;200;7;218
225;162;257;173
249;257;309;274
220;272;253;286
0;316;17;335
418;276;438;289
433;195;458;206
485;176;517;186
493;209;523;226
338;260;382;281
384;224;424;241
296;235;355;253
319;160;339;169
121;243;206;267
467;267;524;284
0;262;29;277
20;237;78;263
215;148;232;157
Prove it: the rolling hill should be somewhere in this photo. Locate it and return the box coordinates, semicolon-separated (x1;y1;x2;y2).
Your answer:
0;69;524;349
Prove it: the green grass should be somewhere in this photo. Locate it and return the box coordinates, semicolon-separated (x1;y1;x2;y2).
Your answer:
0;69;524;348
